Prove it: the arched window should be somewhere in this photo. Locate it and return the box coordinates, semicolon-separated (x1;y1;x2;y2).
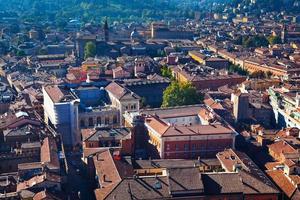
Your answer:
88;118;93;126
80;120;85;127
113;115;117;124
105;117;109;125
97;117;101;125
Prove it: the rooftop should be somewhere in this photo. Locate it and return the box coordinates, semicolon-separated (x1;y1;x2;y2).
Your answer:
43;85;77;103
145;115;233;137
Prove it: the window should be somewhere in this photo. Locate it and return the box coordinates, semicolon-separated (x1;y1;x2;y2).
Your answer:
88;118;93;126
175;144;179;151
113;115;118;124
184;144;189;151
80;120;85;127
97;117;101;125
192;144;196;151
166;144;170;151
105;117;109;125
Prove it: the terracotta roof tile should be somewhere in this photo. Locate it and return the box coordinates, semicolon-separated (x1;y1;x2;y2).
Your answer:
265;162;282;170
266;170;296;198
268;140;298;160
40;137;60;170
93;150;134;199
44;85;64;103
145;116;233;137
105;82;139;100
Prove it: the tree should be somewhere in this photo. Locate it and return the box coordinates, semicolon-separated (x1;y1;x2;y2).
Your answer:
161;65;172;79
228;64;248;76
268;35;281;45
266;71;273;78
162;81;202;108
57;20;67;31
16;50;26;57
233;35;243;45
242;35;269;48
84;41;96;59
38;48;48;55
250;71;266;79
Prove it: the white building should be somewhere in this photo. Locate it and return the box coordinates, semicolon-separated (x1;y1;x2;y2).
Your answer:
43;85;81;147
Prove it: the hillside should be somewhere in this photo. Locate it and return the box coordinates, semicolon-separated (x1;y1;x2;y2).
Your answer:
212;0;300;14
0;0;198;24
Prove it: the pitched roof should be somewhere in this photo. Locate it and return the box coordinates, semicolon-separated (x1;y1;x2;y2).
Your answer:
145;116;233;137
202;173;243;194
134;158;220;169
43;85;75;103
141;104;203;119
17;173;61;191
93;150;134;199
266;170;297;198
240;170;278;194
82;127;130;142
204;98;224;110
103;176;171;200
268;140;298;159
33;190;60;200
105;82;140;100
40;137;60;170
43;85;65;103
168;168;204;194
217;149;278;193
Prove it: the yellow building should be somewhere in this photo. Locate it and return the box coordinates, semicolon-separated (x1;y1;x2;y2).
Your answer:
188;51;206;64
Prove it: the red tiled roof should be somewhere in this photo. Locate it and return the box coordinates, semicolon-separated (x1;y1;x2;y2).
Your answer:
204;98;224;109
145;116;233;137
268;140;298;160
265;162;282;170
93;150;134;199
41;137;60;170
17;173;61;192
266;170;296;198
44;85;64;103
105;82;139;100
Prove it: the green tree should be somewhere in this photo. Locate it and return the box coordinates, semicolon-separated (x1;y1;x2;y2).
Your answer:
250;71;266;79
233;35;243;45
38;48;48;55
84;41;96;59
16;50;26;57
162;81;202;108
243;35;269;48
161;65;172;79
228;64;248;76
57;20;67;31
266;71;273;78
268;35;281;45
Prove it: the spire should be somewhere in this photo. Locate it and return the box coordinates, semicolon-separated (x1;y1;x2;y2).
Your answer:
104;17;109;42
104;17;109;30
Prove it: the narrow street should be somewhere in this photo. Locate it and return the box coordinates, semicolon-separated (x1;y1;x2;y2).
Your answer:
66;152;96;200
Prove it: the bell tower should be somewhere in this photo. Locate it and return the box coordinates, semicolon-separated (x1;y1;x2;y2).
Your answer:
281;24;287;44
104;17;109;42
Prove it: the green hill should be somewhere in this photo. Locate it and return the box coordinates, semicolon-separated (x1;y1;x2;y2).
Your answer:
0;0;197;24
